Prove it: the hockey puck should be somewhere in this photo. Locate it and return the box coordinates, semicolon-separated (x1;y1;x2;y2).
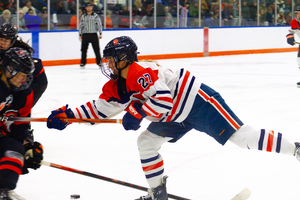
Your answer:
70;194;80;199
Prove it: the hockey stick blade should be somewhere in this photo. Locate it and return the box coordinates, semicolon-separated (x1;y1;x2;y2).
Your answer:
40;161;190;200
0;117;122;124
231;188;251;200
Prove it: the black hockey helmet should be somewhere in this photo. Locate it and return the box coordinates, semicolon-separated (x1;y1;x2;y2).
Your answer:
103;36;138;63
1;47;35;91
0;22;18;47
101;36;138;80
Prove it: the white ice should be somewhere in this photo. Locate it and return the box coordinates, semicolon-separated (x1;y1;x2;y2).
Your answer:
15;52;300;200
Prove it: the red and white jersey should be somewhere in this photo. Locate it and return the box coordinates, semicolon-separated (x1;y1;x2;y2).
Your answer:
290;18;300;30
70;61;201;123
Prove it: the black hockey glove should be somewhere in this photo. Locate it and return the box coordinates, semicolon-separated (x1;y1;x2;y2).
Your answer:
286;33;295;46
22;141;43;174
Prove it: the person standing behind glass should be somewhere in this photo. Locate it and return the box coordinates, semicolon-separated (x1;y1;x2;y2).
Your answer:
79;2;102;69
11;10;28;31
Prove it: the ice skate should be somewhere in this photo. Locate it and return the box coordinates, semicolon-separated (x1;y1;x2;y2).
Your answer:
0;189;25;200
136;176;168;200
297;82;300;88
294;142;300;161
80;63;85;69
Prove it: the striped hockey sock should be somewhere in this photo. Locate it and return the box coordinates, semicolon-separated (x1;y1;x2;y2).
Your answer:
141;154;164;188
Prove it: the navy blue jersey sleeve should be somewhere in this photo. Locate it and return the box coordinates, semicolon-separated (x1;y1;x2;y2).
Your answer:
31;58;48;107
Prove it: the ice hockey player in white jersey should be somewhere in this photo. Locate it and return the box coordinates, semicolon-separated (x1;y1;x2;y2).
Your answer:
47;36;300;200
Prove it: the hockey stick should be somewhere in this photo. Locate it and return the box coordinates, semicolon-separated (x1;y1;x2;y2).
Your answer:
0;117;122;124
41;160;190;200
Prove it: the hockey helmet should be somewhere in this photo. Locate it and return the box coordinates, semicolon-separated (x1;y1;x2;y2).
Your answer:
1;47;35;91
101;36;138;80
0;22;18;48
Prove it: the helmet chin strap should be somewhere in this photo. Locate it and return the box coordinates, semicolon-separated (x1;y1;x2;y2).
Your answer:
111;61;131;80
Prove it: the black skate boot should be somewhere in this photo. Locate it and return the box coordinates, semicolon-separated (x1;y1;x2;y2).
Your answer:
297;82;300;88
0;189;25;200
136;176;168;200
294;142;300;160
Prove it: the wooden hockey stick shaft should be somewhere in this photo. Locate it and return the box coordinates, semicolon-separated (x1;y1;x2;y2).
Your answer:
0;117;122;124
41;161;190;200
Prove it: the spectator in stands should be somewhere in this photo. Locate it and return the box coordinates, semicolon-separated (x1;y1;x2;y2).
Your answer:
164;5;174;28
277;9;286;25
203;11;215;27
39;7;52;31
70;7;83;30
259;9;267;25
259;2;267;13
249;1;257;25
189;0;199;19
22;0;37;16
265;5;274;25
90;0;102;15
221;1;232;26
285;11;292;25
105;10;113;29
241;1;250;26
8;2;16;15
24;8;41;31
230;0;239;26
55;0;68;14
11;9;28;31
0;9;11;26
201;3;209;19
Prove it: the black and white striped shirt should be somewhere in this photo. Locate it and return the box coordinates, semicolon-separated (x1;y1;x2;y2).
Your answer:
79;12;102;36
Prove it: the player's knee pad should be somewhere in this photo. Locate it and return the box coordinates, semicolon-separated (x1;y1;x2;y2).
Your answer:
229;125;260;149
137;130;172;158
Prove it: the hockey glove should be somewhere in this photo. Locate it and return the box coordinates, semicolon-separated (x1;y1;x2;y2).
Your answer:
122;102;147;131
47;104;74;130
286;33;295;46
22;141;43;174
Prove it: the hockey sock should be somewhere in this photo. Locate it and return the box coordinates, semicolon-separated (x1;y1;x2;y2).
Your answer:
229;125;295;156
137;130;172;188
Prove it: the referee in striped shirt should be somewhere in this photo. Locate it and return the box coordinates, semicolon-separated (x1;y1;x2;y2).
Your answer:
79;2;102;68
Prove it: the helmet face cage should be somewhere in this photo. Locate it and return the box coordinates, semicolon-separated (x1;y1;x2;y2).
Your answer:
1;47;35;91
101;36;138;80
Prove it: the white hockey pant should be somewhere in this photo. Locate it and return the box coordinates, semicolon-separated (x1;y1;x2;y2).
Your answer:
137;130;172;188
229;125;295;156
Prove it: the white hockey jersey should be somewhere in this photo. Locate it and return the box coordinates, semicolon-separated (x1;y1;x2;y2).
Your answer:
70;61;201;123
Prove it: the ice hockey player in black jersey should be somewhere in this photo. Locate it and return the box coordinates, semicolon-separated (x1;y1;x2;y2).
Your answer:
0;47;44;200
0;22;48;107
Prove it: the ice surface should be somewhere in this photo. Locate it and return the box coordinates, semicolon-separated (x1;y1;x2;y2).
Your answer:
16;52;300;200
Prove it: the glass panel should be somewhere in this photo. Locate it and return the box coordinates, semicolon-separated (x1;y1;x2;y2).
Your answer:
276;0;288;25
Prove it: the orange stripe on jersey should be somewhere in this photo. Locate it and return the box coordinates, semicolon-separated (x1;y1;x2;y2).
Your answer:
151;96;173;104
198;89;240;130
266;130;274;152
35;67;45;77
142;160;164;172
144;103;160;116
87;102;99;119
166;71;190;122
0;157;23;167
0;164;22;175
76;108;83;118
